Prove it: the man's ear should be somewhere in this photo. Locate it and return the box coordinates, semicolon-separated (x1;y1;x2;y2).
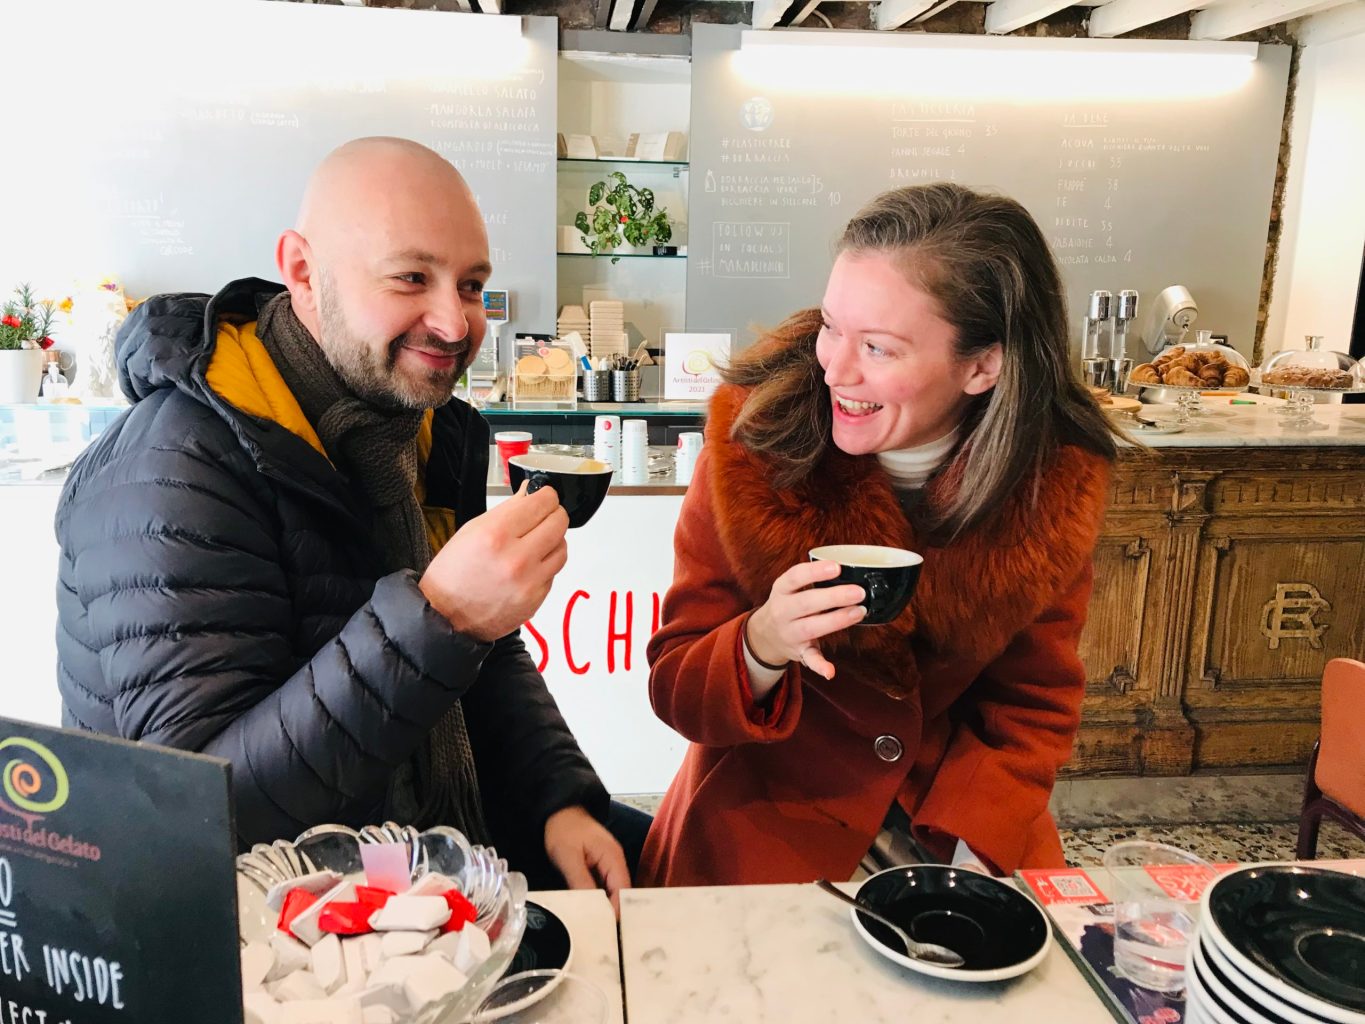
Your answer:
276;229;319;316
963;342;1003;396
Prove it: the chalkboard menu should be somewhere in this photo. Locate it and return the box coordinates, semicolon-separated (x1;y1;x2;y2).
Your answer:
0;717;239;1023
3;2;558;358
686;25;1291;359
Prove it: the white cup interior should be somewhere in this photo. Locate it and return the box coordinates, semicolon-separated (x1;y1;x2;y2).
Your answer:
809;545;923;568
509;452;612;475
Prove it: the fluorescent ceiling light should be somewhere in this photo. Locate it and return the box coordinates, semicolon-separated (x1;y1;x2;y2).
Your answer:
735;30;1258;99
740;30;1256;61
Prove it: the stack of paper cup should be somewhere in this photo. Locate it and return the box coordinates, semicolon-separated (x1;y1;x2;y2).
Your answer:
622;419;649;485
593;415;621;472
675;432;703;485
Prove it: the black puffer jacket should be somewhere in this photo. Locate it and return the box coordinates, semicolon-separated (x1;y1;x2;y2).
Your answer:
55;278;609;861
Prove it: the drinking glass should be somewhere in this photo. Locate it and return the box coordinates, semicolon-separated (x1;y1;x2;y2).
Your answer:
1102;840;1213;993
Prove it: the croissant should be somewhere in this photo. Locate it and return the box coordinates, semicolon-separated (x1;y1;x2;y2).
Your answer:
1172;354;1202;372
1131;363;1161;384
1223;366;1250;387
1199;369;1223;386
1165;367;1203;387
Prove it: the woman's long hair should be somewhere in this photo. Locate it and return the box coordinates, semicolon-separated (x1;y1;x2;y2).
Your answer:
722;182;1123;540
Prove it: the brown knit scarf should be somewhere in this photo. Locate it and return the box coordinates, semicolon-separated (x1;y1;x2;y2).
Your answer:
256;293;489;845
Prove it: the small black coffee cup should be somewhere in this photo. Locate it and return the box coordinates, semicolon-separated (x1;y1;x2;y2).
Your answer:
808;545;923;625
508;452;614;529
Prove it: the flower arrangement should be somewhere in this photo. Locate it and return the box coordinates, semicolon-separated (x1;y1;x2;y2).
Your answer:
574;171;673;264
0;284;58;351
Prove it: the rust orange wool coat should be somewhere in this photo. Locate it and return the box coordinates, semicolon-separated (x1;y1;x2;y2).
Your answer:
638;381;1112;887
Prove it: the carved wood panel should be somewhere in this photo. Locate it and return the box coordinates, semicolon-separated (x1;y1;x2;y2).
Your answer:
1079;537;1151;696
1197;536;1365;690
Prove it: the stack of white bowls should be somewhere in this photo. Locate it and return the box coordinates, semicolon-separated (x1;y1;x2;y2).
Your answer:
1185;865;1365;1024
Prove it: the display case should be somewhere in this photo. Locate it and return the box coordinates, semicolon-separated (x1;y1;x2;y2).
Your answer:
511;339;578;410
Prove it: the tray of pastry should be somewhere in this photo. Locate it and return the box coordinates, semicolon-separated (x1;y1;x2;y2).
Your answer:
1251;367;1365;392
1130;343;1251;391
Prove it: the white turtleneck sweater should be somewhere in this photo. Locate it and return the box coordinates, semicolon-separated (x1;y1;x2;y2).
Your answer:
739;427;989;873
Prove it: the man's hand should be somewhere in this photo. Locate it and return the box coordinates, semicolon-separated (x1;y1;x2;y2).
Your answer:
543;805;630;915
420;483;569;642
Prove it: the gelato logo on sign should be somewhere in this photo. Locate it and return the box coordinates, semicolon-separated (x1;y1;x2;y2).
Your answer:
0;734;98;862
0;736;69;828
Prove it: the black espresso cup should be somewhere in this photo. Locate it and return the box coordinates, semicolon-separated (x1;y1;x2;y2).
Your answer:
507;452;614;529
808;545;924;625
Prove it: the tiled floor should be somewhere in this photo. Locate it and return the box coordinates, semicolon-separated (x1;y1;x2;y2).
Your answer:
614;775;1365;868
1060;820;1365;867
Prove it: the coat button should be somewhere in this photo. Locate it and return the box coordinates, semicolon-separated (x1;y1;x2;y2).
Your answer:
874;734;903;763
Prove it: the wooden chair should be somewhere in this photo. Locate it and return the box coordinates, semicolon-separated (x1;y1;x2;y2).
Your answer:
1297;658;1365;860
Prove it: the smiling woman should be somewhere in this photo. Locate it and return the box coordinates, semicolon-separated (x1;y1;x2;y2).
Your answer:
638;182;1124;888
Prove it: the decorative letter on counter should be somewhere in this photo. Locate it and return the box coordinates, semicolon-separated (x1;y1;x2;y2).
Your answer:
0;717;239;1023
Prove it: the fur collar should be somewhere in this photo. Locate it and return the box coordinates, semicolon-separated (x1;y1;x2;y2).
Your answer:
706;383;1110;685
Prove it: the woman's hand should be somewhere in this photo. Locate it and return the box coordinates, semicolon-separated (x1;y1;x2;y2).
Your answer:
745;560;867;682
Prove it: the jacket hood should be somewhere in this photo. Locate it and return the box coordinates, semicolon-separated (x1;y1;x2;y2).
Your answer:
113;278;487;527
118;277;284;407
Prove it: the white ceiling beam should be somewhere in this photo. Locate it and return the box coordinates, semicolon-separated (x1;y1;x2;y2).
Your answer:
876;0;941;29
608;0;635;30
1089;0;1202;36
791;0;825;24
1292;0;1365;43
984;0;1075;34
752;0;801;28
479;0;502;12
1190;0;1353;38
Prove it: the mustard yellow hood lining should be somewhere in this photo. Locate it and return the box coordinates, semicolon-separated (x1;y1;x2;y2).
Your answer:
205;320;442;540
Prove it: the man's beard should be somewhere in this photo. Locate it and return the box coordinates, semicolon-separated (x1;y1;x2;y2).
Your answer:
317;276;476;411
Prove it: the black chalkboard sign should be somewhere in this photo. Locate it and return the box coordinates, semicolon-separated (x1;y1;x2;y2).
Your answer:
0;716;241;1024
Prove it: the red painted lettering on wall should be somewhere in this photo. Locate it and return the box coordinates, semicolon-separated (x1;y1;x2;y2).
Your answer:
564;590;592;675
525;590;665;679
608;591;633;674
523;619;549;673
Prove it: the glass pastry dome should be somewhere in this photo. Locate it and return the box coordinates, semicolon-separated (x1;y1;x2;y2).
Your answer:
1258;335;1363;391
1130;331;1252;390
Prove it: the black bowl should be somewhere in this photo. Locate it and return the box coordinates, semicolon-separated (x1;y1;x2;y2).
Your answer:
854;865;1050;976
508;452;613;529
1205;866;1365;1014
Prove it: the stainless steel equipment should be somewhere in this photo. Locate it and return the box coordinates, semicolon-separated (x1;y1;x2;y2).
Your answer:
1139;285;1198;355
1111;289;1138;392
1081;290;1113;389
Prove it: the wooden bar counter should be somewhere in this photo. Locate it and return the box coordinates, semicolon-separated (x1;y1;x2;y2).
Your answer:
1072;398;1364;777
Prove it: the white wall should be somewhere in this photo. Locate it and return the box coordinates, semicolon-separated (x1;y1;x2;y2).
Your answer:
1265;29;1365;355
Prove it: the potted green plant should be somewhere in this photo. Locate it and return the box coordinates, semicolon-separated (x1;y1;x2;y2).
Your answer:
0;283;58;404
574;171;673;264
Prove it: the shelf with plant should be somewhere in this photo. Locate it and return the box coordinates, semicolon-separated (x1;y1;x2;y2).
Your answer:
572;171;675;264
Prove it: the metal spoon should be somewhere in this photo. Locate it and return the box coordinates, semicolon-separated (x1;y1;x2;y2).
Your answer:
814;879;966;968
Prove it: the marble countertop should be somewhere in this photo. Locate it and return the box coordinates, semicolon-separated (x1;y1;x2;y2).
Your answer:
619;882;1112;1024
1121;396;1365;447
526;889;624;1024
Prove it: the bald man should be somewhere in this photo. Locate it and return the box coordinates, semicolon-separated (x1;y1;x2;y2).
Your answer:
55;138;638;905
